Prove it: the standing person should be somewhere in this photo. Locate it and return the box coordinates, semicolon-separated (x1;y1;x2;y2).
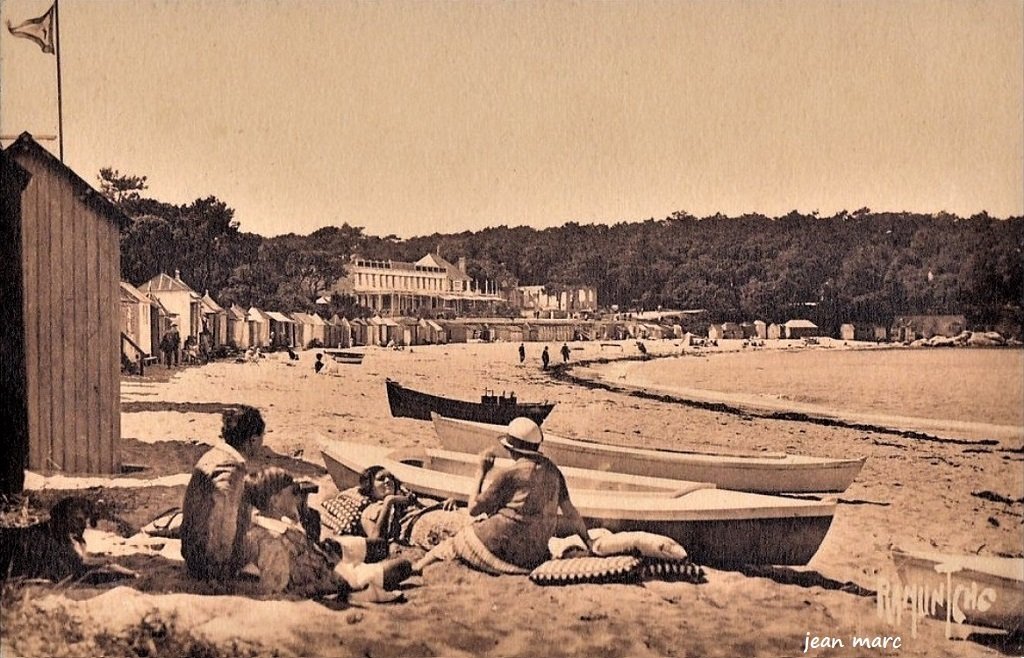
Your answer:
159;330;174;368
180;405;266;582
314;353;325;374
413;417;592;575
560;342;570;363
541;346;550;370
518;343;525;364
169;323;181;366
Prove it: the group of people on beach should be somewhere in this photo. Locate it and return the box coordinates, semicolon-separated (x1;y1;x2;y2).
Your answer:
520;343;572;370
179;405;592;601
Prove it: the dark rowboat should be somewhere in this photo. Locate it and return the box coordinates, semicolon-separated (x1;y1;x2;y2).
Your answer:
322;349;364;365
385;379;554;425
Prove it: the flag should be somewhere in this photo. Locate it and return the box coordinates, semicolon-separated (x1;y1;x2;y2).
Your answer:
6;4;56;54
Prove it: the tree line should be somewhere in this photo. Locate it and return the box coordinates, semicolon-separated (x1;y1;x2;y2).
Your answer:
102;170;1023;335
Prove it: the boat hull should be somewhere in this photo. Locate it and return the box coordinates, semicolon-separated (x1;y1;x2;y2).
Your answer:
386;380;554;425
432;414;864;494
321;442;835;566
322;349;364;365
891;548;1024;634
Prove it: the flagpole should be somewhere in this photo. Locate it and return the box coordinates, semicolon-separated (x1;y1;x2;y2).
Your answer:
54;0;64;162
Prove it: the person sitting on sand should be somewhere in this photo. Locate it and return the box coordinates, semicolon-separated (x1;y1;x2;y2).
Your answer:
245;467;414;597
412;417;592;575
314;353;325;374
180;405;267;582
355;466;461;548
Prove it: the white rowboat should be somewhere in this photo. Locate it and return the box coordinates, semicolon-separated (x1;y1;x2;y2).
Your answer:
891;548;1024;634
321;442;837;566
431;413;865;494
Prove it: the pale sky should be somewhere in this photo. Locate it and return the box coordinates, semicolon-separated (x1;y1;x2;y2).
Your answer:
1;0;1021;238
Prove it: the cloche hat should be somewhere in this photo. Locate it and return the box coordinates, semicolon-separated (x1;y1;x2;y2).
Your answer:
500;417;544;454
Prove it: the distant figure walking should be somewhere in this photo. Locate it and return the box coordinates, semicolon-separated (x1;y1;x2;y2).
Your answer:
636;341;648;355
314;353;325;374
541;346;550;370
560;343;570;363
518;343;525;364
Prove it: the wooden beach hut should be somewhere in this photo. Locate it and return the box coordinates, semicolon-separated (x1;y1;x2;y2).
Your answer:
200;291;228;347
266;311;297;348
308;313;328;347
418;318;445;344
227;304;250;348
381;317;402;345
350;317;368;346
331;315;352;348
363;316;382;346
2;134;127;481
767;323;785;340
708;322;743;340
247;307;272;347
784;319;819;339
441;321;468;343
290;312;314;348
141;271;202;344
396;317;420;346
120;281;158;358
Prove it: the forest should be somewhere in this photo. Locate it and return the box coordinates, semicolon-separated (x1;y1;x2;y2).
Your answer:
101;170;1023;335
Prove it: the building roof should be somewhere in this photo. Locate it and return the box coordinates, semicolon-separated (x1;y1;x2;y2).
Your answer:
227;304;247;320
142;272;196;294
784;319;818;328
308;313;327;326
265;311;294;323
417;253;471;281
5;133;130;229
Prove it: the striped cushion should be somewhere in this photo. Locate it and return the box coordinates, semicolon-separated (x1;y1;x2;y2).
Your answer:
640;558;705;583
529;556;641;586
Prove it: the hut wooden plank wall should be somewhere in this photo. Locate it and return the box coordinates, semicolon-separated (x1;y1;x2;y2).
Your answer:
4;134;125;476
0;149;30;492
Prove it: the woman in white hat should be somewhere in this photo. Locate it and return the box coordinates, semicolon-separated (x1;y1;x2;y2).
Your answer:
414;416;592;575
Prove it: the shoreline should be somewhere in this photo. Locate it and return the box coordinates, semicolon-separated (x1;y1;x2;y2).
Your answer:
552;341;1023;446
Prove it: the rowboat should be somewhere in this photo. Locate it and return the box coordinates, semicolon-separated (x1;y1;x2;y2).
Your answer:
431;414;865;494
890;548;1024;634
386;379;555;426
321;442;836;566
322;349;364;365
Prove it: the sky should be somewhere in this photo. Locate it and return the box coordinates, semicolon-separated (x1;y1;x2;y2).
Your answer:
1;0;1021;238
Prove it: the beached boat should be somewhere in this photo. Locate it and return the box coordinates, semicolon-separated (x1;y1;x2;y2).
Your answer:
322;348;364;365
321;442;836;566
386;379;555;425
431;414;866;494
890;548;1024;634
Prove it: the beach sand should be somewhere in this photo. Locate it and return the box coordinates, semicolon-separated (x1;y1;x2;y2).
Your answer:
4;341;1022;658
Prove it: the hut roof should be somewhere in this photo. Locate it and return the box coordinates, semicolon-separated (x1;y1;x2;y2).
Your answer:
5;133;130;229
200;291;225;314
227;304;247;320
142;272;195;294
266;311;295;323
120;281;154;305
784;319;818;328
308;313;328;326
247;307;271;322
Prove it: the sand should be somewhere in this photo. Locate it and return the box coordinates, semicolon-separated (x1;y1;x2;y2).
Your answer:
4;340;1022;658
